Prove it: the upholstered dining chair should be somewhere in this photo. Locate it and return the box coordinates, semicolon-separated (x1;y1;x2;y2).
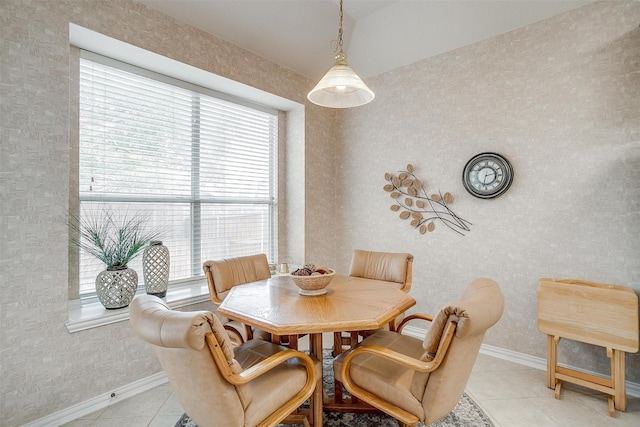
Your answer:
333;249;414;355
334;278;504;427
130;295;322;427
203;253;272;344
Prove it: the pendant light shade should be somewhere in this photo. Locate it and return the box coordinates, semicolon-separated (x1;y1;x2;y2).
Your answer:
307;50;375;108
307;0;374;108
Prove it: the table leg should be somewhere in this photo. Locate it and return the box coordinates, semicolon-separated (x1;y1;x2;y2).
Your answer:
309;333;322;359
308;333;324;427
612;349;626;412
288;334;299;350
333;332;361;405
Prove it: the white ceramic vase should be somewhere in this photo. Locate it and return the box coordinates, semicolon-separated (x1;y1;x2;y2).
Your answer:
95;266;138;309
142;241;170;298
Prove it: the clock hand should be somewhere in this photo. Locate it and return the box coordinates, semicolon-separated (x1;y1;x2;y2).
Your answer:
484;171;495;184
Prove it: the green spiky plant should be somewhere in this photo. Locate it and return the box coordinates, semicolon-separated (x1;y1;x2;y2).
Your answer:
68;209;161;269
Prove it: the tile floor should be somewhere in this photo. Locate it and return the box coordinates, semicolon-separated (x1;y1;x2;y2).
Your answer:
64;334;640;427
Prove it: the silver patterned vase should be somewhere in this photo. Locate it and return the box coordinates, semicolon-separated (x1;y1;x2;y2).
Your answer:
143;241;170;298
95;266;138;309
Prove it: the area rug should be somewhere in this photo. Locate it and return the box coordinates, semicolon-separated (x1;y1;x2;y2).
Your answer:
175;350;493;427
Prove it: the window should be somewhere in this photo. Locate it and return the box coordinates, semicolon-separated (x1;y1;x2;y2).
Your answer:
78;52;278;295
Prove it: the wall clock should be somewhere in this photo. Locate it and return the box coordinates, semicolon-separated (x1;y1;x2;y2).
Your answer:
462;152;514;199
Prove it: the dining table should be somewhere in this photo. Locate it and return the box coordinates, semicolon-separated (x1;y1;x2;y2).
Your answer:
216;273;416;425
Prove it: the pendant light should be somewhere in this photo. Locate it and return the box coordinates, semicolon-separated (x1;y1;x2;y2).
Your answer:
307;0;375;108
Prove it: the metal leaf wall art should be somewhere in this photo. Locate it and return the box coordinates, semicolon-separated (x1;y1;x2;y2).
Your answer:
384;164;472;236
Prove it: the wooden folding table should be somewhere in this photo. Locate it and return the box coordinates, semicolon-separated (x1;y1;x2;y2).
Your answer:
538;278;639;417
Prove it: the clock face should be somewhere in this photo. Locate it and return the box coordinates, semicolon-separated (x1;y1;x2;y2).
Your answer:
462;153;513;199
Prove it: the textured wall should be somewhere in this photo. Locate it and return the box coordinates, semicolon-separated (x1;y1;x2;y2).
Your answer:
0;0;334;425
1;0;639;425
302;104;340;266
335;0;640;382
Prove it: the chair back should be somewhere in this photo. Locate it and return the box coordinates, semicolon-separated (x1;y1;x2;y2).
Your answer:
130;295;249;427
203;253;271;304
419;278;504;425
349;249;413;292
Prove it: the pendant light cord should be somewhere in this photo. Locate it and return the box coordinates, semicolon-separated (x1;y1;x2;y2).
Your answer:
337;0;344;49
332;0;344;53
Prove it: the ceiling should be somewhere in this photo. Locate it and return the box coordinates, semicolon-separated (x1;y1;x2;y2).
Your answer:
137;0;594;80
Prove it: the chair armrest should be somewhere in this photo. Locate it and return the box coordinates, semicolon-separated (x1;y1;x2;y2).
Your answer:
342;320;457;378
340;344;437;378
207;332;317;389
396;313;434;334
232;348;316;386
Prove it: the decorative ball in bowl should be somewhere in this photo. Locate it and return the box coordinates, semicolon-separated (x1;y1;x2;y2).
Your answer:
290;264;335;296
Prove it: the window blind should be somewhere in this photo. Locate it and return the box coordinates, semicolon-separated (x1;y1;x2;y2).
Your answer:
78;54;277;294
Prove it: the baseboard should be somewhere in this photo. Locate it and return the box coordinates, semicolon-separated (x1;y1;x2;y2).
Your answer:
22;372;168;427
403;325;640;398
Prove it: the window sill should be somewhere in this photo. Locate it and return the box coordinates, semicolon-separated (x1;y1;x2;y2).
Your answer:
66;279;211;333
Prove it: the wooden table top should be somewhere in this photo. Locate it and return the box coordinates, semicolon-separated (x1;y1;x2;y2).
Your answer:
217;274;416;336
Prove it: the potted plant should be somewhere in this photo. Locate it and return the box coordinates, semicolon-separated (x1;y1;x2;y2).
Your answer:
68;208;161;309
